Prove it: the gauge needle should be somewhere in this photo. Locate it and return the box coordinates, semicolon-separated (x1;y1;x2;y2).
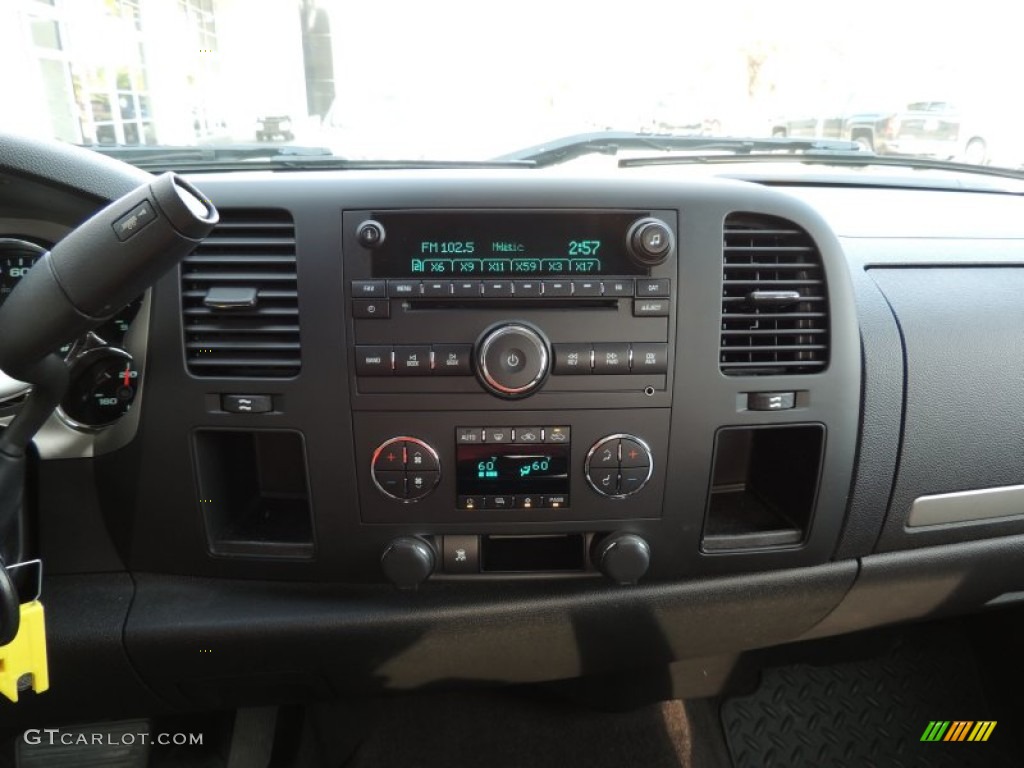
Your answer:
122;366;132;387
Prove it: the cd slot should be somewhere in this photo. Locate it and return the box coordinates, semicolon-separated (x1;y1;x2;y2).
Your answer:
406;298;619;310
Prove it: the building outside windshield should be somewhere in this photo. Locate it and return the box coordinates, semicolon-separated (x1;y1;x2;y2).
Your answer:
1;0;1021;167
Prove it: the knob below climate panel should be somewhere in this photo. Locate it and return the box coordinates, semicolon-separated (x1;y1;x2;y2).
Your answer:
475;323;550;399
592;532;651;585
381;536;436;589
585;434;653;498
371;437;440;501
625;217;674;267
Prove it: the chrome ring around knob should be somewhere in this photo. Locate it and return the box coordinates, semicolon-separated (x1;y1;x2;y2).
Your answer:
475;322;550;398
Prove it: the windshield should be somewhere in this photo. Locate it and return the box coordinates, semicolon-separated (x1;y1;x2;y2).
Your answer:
3;0;1022;171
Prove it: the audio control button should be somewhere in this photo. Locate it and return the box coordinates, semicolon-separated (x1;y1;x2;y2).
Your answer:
477;323;550;398
633;299;670;317
355;345;392;376
432;344;472;375
572;279;602;297
353;299;390;319
543;280;573;297
635;279;670;298
603;279;634;297
452;280;481;297
553;344;592;374
423;280;453;297
388;279;421;297
394;345;432;375
593;343;630;374
513;280;543;297
352;279;386;298
630;343;668;373
481;280;513;297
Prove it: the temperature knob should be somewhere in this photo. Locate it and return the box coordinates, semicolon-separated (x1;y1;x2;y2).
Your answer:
585;434;653;498
59;347;139;428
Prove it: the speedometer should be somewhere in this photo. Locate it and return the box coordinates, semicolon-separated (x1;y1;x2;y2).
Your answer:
0;238;45;302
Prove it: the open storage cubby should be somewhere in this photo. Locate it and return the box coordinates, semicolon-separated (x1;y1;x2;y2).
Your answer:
194;429;314;559
702;424;824;552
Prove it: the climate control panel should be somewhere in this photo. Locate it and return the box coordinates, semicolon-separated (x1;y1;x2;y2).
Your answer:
357;410;669;524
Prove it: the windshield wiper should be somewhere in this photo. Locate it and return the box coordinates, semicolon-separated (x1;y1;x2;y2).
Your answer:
619;151;1024;183
82;143;336;168
82;144;536;173
496;132;863;167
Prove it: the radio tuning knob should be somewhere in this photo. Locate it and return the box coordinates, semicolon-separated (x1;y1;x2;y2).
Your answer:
592;532;650;585
626;217;673;267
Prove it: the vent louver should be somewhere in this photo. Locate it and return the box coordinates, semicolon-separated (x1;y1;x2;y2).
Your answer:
720;213;828;375
182;209;300;378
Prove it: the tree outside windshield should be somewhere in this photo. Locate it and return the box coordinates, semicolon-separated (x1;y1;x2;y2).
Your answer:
2;0;1021;167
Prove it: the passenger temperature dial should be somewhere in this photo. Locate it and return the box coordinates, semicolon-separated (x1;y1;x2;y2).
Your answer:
372;437;441;501
585;434;653;498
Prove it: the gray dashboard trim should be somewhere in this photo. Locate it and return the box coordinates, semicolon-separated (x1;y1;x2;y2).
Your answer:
908;485;1024;528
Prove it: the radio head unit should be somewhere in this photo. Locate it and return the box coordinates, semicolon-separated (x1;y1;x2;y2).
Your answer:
363;211;664;277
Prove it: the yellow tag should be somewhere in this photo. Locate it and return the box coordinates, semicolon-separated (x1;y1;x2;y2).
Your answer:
0;600;49;703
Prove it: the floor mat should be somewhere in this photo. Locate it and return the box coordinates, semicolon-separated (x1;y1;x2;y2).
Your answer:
341;690;729;768
721;625;1018;768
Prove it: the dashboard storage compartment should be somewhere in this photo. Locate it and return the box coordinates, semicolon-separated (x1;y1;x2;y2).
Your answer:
193;429;313;558
481;534;588;573
702;425;824;552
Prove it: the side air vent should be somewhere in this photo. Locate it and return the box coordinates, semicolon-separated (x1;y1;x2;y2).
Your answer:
182;209;300;377
720;213;828;375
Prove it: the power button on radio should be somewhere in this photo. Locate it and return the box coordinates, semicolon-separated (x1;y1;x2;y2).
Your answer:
476;323;550;399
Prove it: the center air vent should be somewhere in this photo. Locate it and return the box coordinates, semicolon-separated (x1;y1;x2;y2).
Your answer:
182;209;300;378
720;213;828;375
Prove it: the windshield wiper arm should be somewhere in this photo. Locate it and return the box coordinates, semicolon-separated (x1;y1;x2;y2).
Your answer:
618;151;1024;182
496;132;863;167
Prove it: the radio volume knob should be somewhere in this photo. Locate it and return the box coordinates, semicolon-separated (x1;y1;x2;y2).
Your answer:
475;323;550;399
626;217;673;267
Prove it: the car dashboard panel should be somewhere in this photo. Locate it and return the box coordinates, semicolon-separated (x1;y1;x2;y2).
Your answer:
4;155;1024;718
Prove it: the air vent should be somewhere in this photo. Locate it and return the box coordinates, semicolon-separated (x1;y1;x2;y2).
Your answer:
720;213;828;375
182;209;300;377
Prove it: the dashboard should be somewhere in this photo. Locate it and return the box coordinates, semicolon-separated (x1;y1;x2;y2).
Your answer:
3;137;1024;722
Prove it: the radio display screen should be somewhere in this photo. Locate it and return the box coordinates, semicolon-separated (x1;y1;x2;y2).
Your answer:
456;443;570;496
368;212;648;277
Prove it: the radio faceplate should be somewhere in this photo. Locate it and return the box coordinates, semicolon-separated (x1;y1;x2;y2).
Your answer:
343;209;677;406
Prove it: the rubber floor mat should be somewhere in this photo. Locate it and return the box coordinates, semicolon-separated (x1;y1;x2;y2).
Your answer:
721;626;1019;768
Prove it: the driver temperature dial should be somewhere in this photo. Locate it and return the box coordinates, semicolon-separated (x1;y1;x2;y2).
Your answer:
585;434;653;498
